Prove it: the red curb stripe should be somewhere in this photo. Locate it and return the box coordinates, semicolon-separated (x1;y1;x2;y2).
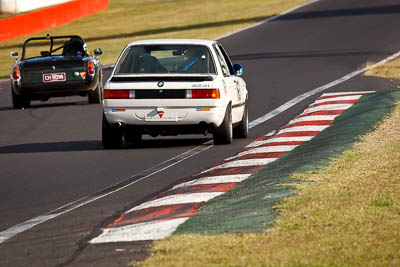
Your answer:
294;110;345;120
91;92;368;242
283;120;334;129
315;92;368;101
274;131;320;138
112;203;202;226
307;99;358;108
259;141;304;146
224;152;286;162
195;165;264;178
150;183;238;200
244;141;304;150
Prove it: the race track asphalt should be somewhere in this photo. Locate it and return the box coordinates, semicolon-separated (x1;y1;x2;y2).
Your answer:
1;0;400;265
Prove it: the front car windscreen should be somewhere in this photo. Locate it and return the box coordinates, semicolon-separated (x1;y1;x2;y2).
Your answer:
115;45;216;74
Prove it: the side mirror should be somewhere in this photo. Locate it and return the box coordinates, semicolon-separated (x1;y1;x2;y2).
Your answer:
233;64;244;76
10;51;19;60
94;48;103;56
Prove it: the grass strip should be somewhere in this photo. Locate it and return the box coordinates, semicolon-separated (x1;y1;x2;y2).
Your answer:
175;90;400;235
0;0;309;79
137;90;400;266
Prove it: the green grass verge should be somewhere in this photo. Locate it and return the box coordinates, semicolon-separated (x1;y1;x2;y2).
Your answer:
0;0;309;79
174;90;400;236
137;90;400;266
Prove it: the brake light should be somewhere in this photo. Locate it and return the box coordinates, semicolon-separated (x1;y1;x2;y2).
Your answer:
12;65;20;80
88;60;95;76
187;89;220;99
103;89;134;99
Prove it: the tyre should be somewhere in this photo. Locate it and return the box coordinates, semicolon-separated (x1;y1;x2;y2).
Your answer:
102;113;122;149
213;104;233;145
11;88;30;109
233;102;248;139
88;77;102;104
124;127;142;144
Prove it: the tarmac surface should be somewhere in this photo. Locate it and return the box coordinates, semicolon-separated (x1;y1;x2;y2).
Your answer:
1;0;400;266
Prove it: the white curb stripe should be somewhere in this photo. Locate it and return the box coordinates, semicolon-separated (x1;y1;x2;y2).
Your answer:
90;217;190;243
314;95;361;104
206;158;278;172
89;91;374;243
303;104;353;114
320;91;375;97
170;174;251;191
289;115;339;124
126;192;224;213
277;125;330;135
227;145;297;161
249;43;398;129
247;136;314;148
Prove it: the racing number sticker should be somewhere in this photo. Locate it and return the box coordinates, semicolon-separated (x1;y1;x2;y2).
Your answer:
43;73;66;83
235;80;241;101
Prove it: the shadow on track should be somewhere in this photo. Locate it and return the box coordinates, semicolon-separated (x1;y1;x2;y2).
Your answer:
230;49;390;61
0;100;91;112
0;138;211;153
275;4;400;21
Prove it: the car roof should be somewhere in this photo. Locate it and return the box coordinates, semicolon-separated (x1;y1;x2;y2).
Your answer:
125;39;217;47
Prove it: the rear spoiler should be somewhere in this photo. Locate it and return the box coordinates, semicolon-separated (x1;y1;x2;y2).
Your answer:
110;76;215;82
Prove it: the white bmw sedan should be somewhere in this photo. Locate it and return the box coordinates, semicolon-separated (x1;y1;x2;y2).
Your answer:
102;39;248;148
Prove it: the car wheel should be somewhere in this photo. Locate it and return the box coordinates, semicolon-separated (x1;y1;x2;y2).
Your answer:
213;104;233;145
11;88;30;109
233;101;248;139
88;78;102;104
102;113;122;149
124;127;142;144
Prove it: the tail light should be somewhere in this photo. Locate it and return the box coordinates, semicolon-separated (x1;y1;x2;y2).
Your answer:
186;89;220;99
12;65;20;80
88;60;95;76
103;89;134;99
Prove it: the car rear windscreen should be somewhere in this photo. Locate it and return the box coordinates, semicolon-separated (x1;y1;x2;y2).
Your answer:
115;45;216;74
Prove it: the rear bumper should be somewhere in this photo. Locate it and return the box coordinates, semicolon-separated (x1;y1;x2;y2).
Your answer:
11;78;98;99
103;99;226;129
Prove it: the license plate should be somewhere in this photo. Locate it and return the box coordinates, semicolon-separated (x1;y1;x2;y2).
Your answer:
43;73;66;83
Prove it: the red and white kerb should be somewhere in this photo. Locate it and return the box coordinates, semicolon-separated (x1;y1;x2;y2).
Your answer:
90;91;373;243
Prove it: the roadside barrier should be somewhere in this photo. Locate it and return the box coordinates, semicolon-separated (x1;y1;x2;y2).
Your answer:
0;0;109;42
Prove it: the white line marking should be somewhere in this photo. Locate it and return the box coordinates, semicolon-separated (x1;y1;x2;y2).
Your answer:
0;142;214;244
0;214;58;243
249;50;400;129
126;192;224;213
90;217;190;243
313;95;362;105
170;174;251;191
227;145;297;161
2;0;399;243
206;158;277;172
